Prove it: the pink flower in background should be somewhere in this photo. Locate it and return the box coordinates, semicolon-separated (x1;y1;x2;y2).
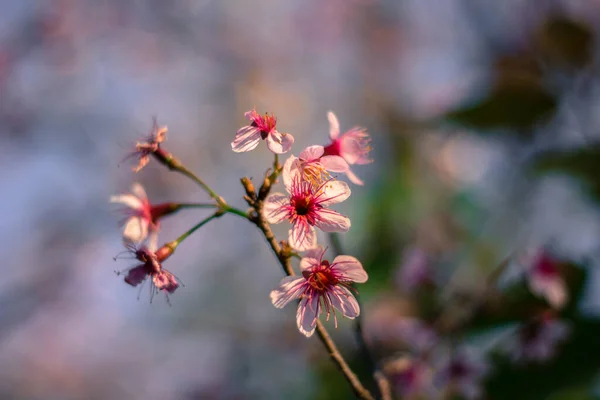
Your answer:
504;315;569;362
270;246;368;337
386;356;436;399
264;176;351;251
525;250;568;309
395;247;434;293
322;111;372;185
118;241;180;299
434;348;490;400
231;109;294;154
127;118;167;172
282;145;349;187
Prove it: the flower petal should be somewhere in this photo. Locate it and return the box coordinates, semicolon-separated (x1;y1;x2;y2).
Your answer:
332;255;368;283
263;193;290;224
296;295;319;337
299;145;325;161
130;183;147;201
318;180;351;206
266;130;294;154
231;126;262;153
320;155;349;173
302;245;326;266
289;222;317;251
345;168;364;185
282;155;301;192
300;256;320;272
270;276;306;308
529;276;568;309
328;111;340;140
110;194;143;210
314;209;351;232
330;286;360;319
124;265;147;287
123;217;149;242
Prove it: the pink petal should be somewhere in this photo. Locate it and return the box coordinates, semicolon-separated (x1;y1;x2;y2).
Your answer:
345;168;364;185
289;222;317;251
282;155;301;192
328;111;340;140
231;126;262;153
529;276;568;309
329;286;360;319
130;183;148;201
332;255;368;283
314;209;351;232
263;193;290;224
299;145;325;161
110;194;143;210
302;245;326;265
270;276;306;308
300;255;320;272
296;295;319;337
123;217;149;243
124;265;147;287
319;180;351;206
266;130;294;154
320;155;349;173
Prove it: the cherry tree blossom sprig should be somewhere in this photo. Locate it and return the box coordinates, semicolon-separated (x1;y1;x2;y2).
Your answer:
112;113;376;400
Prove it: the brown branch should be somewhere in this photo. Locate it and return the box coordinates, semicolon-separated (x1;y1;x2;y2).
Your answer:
241;177;375;400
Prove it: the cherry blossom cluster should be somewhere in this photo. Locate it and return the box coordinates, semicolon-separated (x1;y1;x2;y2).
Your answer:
110;110;374;340
231;109;373;337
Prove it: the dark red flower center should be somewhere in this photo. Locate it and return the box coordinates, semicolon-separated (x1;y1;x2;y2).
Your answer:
251;114;276;139
304;261;339;292
323;140;341;157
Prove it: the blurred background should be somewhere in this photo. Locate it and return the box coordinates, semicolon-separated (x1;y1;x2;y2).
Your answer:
2;0;600;399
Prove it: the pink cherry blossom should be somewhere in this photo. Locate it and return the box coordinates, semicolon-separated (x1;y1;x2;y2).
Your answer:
117;241;180;300
270;247;368;337
231;109;294;154
110;183;158;247
504;315;569;362
282;146;349;188
525;249;568;309
434;348;490;400
126;118;167;172
322;111;372;185
263;176;351;251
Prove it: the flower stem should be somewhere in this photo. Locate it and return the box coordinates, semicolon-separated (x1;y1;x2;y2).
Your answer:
241;178;374;400
176;165;227;206
177;203;220;209
172;212;223;247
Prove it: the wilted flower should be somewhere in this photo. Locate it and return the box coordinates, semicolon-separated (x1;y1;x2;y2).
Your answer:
270;246;368;337
110;183;181;248
504;315;569;362
434;347;490;400
231;109;294;154
322;111;372;185
525;249;568;309
282;146;349;187
127;118;167;172
264;176;351;251
117;241;180;299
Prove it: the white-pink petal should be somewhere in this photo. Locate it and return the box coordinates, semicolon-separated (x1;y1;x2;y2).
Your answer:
328;111;340;140
344;168;364;185
330;286;360;319
289;223;317;251
300;145;325;161
130;183;148;201
529;276;568;309
110;194;143;210
270;276;306;308
314;209;351;232
282;155;301;192
263;193;290;224
231;126;262;153
320;155;349;173
123;216;149;243
300;256;320;272
297;295;319;337
319;180;351;206
332;255;368;283
266;130;294;154
302;245;326;265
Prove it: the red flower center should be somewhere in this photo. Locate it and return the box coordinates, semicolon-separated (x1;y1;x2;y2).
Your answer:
251;113;277;139
304;261;339;292
323;139;341;157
